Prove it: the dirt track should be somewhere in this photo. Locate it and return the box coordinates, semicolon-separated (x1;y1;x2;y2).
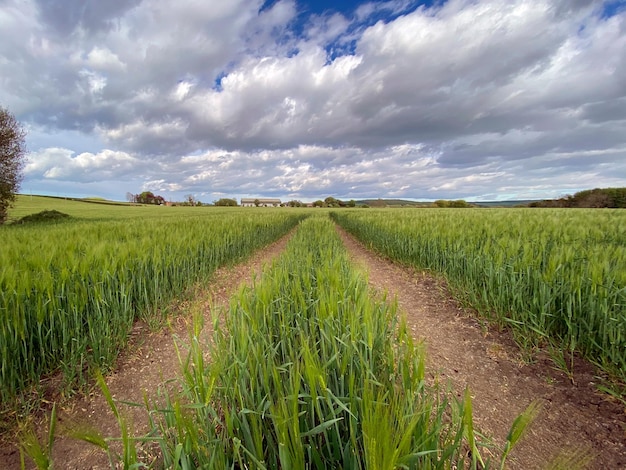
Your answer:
2;224;624;469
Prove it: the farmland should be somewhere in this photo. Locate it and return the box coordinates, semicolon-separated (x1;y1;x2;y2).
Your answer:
331;208;626;382
2;198;625;468
1;197;307;413
136;216;508;468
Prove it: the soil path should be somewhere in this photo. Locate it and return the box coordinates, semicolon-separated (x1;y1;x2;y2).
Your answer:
338;227;625;470
0;232;293;470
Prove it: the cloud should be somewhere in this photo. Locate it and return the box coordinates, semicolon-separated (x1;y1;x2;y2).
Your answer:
2;0;625;201
25;147;148;182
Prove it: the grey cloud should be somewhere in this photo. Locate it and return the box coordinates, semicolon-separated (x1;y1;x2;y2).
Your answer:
177;0;620;154
35;0;143;35
582;98;626;123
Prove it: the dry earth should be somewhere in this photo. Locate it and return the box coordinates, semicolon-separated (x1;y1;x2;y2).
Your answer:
1;224;625;469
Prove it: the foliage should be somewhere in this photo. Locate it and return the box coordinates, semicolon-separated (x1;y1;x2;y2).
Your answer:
324;196;342;207
18;403;57;470
434;199;472;208
0;106;26;224
529;187;626;208
14;210;70;225
0;205;305;416
332;208;626;382
130;191;166;205
213;197;238;206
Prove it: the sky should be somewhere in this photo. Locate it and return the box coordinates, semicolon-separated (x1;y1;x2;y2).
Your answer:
1;0;625;203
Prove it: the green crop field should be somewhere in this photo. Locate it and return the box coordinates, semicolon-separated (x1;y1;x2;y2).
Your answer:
331;208;626;382
3;197;618;468
1;197;307;414
86;216;531;469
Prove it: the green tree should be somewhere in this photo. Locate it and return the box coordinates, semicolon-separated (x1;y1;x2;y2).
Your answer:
214;198;238;206
136;191;165;205
324;196;341;207
0;106;26;224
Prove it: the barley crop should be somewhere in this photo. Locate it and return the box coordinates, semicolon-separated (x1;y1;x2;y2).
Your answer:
0;208;306;415
131;216;528;469
331;208;626;382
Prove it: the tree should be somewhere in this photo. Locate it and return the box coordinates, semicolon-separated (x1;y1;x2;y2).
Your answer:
0;107;26;224
214;198;238;206
324;196;339;207
136;191;165;205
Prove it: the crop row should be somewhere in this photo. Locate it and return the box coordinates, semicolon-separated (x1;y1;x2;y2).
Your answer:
0;210;306;412
118;216;526;469
331;209;626;381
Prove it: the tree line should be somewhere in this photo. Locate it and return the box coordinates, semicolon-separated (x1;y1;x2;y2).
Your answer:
528;188;626;208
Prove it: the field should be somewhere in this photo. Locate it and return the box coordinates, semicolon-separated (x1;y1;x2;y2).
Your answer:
331;208;626;382
1;196;306;413
2;197;625;468
137;216;504;468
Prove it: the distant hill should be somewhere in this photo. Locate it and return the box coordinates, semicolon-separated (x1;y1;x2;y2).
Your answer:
355;198;534;208
470;200;536;207
20;194;134;206
356;199;432;207
356;189;626;208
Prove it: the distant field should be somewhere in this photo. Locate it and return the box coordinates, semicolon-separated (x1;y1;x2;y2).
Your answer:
7;195;214;221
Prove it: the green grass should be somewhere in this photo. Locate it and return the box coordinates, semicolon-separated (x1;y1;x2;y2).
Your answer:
331;208;626;383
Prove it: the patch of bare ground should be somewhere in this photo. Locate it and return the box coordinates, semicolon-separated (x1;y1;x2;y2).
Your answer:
0;231;293;470
338;227;626;470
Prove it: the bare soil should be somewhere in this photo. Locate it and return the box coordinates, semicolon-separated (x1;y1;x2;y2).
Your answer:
2;225;624;469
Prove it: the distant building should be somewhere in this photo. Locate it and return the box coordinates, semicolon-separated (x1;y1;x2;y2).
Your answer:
241;198;282;207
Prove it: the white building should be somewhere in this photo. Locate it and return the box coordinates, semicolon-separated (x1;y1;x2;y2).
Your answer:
241;198;282;207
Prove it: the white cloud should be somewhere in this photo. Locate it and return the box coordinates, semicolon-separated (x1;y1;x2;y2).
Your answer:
2;0;625;201
85;47;126;72
25;148;147;182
